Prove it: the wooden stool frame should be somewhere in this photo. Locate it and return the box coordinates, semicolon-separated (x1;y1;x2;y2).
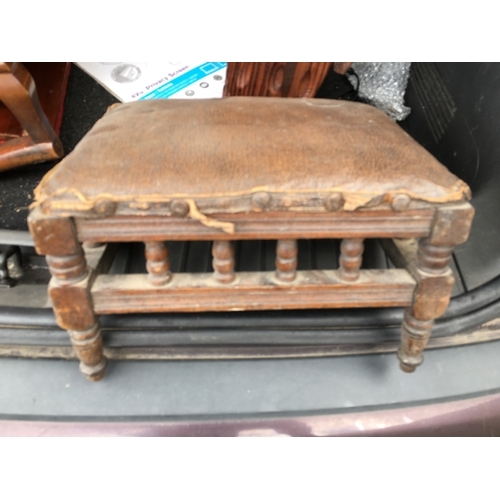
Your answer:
28;201;474;381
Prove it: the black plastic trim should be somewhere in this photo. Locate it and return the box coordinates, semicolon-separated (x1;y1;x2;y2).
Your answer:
2;275;500;348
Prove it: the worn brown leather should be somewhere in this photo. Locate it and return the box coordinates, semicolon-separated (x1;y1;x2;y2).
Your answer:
34;97;471;218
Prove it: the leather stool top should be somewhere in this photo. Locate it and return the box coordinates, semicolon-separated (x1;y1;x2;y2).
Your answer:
34;97;471;217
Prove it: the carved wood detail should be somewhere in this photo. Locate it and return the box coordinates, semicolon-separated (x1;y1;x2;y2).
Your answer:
68;322;107;381
30;214;107;381
416;241;453;274
398;311;434;373
339;238;364;281
48;263;107;381
145;241;171;286
76;210;436;243
30;203;475;380
275;239;298;282
212;240;235;284
223;63;332;98
46;250;88;285
397;236;457;372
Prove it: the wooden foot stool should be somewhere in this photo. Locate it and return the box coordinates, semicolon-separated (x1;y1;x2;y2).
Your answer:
28;97;474;381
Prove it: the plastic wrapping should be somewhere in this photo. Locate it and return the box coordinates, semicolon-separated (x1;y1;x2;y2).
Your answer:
348;62;411;121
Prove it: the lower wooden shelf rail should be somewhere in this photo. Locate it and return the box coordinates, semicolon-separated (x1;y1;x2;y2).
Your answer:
91;270;416;314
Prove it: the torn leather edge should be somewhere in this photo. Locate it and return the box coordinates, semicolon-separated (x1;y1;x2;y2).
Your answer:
31;178;471;215
185;199;235;234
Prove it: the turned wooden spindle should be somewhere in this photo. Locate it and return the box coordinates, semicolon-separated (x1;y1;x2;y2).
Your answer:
212;240;235;284
275;239;298;282
339;238;364;281
145;241;171;286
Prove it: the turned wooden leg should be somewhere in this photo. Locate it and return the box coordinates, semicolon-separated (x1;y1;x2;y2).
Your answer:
398;239;454;373
397;203;475;373
275;239;298;282
46;248;107;381
28;211;107;381
398;312;435;373
339;238;364;281
212;240;235;284
67;323;107;381
145;241;171;286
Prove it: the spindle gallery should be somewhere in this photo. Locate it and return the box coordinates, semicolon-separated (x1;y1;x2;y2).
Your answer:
29;97;474;381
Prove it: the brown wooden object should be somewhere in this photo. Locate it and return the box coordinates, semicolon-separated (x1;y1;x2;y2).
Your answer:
212;240;235;284
223;63;332;98
275;239;298;282
0;63;70;140
28;97;474;381
29;213;107;381
145;241;171;286
339;238;364;281
0;63;65;172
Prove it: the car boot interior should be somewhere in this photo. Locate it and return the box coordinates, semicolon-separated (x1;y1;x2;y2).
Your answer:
2;63;500;435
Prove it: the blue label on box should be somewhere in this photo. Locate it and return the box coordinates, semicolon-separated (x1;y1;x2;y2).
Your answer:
140;62;227;100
